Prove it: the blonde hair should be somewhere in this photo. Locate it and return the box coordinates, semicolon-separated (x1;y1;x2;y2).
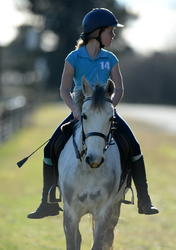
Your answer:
75;38;86;49
75;29;100;49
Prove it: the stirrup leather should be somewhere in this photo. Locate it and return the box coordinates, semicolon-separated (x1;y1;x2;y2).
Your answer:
47;185;62;204
121;187;134;205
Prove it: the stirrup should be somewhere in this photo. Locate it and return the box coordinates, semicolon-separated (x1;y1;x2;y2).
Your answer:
47;185;62;204
121;187;134;205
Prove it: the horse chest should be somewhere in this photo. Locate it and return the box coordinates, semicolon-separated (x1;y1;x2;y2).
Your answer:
62;167;118;212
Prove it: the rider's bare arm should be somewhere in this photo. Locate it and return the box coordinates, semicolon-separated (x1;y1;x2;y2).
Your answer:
110;63;124;107
60;62;80;119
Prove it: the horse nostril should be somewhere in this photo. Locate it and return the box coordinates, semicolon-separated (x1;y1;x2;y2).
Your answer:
85;156;90;165
86;155;104;168
101;157;104;165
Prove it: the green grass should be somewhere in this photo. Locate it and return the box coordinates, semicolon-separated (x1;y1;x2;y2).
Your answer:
0;103;176;250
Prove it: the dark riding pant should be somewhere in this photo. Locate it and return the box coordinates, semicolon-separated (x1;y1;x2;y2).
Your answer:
43;111;141;165
114;111;141;159
44;113;73;165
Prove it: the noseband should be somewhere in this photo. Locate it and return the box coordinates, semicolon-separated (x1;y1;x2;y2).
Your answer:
72;97;116;161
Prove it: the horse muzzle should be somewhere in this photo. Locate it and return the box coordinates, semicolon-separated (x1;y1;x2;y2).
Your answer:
85;154;104;168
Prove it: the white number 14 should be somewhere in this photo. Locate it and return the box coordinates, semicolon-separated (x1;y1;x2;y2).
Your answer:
100;61;110;70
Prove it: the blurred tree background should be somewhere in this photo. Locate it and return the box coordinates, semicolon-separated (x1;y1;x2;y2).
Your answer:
0;0;176;142
1;0;176;104
0;0;130;98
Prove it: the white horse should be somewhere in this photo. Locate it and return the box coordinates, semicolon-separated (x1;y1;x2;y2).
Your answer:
58;79;127;250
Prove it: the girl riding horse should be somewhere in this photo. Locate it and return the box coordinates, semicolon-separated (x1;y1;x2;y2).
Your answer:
28;8;159;219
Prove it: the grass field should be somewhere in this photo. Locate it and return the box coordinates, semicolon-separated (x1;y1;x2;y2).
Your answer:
0;103;176;250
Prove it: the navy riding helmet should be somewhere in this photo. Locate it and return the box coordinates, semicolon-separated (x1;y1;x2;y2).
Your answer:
82;8;124;34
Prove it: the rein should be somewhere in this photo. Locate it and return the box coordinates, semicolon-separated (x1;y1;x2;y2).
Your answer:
72;97;116;161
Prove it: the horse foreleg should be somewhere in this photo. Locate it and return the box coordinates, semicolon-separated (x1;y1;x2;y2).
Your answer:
92;222;116;250
103;202;121;250
63;210;81;250
91;214;109;250
92;203;121;250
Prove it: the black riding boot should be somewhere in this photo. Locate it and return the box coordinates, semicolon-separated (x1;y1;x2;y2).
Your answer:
27;120;76;219
131;156;159;215
27;163;62;219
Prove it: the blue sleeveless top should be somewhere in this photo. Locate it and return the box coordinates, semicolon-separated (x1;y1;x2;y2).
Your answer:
65;46;119;91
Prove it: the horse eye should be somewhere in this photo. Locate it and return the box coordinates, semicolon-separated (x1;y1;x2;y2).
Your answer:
82;114;87;120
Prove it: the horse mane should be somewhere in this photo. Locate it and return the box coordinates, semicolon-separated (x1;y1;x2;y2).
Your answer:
91;85;106;110
72;90;84;113
73;84;106;112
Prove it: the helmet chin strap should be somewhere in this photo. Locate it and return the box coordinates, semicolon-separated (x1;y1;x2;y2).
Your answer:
95;37;104;48
95;28;105;48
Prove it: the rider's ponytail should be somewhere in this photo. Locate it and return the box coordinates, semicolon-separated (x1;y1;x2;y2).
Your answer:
75;29;100;49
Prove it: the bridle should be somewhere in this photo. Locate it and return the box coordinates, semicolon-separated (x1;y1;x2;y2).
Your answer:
72;97;116;162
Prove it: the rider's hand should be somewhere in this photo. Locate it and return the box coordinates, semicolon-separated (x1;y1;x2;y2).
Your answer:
72;105;81;120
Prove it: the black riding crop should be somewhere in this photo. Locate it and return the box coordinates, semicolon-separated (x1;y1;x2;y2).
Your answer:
16;139;50;168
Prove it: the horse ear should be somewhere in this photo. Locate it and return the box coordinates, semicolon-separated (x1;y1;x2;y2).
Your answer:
105;79;114;97
82;77;93;97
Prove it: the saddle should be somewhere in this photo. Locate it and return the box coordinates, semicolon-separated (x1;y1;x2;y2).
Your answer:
51;120;77;167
